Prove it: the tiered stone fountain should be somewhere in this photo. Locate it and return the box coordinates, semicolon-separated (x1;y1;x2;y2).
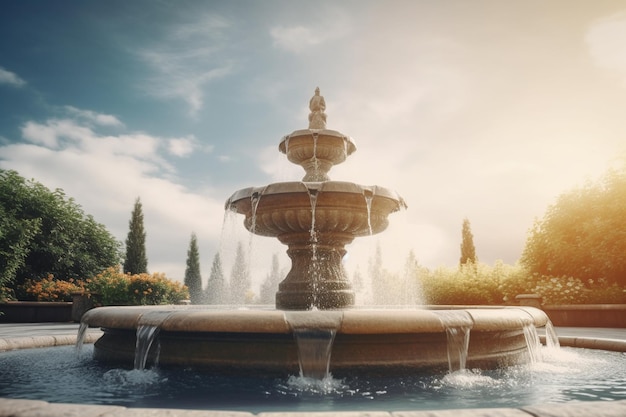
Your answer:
82;88;549;376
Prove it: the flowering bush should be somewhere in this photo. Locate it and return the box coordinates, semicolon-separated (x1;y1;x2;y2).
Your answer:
87;267;189;306
16;267;189;306
19;274;86;302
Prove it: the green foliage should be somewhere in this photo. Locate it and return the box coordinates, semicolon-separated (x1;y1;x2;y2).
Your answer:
87;266;189;306
18;275;85;302
420;263;504;305
123;197;148;274
521;167;626;286
417;261;625;305
15;266;189;305
0;170;121;290
184;233;203;304
459;218;477;265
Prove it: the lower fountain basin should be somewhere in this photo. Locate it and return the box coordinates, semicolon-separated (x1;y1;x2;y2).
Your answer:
82;305;548;376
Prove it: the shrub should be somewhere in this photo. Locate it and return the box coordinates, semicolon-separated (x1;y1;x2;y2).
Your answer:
87;266;188;306
14;266;189;306
18;274;86;302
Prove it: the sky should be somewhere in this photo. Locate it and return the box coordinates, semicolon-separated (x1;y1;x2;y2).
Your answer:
1;1;626;293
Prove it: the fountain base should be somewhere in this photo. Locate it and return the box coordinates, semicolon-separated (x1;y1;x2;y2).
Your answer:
82;306;549;376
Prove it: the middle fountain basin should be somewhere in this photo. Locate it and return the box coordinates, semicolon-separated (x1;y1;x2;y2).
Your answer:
82;306;549;376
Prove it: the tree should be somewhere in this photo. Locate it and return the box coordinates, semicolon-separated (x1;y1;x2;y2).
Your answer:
205;253;226;304
184;233;203;304
123;197;148;274
521;167;626;286
0;170;121;292
229;242;251;304
259;253;281;304
459;218;477;265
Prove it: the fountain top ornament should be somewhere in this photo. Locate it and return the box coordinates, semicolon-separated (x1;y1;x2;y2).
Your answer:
227;87;406;309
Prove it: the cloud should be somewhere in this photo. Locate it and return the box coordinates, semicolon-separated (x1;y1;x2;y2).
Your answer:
137;14;234;116
0;66;26;87
586;12;626;85
1;110;227;280
270;13;352;53
64;106;124;127
168;136;199;157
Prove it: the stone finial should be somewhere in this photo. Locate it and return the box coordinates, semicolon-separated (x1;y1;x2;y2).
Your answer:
308;87;327;129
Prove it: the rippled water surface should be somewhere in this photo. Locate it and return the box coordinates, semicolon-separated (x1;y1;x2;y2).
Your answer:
1;345;625;412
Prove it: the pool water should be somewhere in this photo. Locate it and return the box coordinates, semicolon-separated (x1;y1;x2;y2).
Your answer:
0;345;625;412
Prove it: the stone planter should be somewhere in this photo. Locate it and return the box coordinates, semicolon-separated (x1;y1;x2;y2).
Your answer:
0;301;73;323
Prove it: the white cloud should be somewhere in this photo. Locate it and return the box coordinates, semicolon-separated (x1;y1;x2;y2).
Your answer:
1;112;228;281
168;136;198;157
64;106;124;127
137;14;234;116
270;13;352;53
0;66;26;87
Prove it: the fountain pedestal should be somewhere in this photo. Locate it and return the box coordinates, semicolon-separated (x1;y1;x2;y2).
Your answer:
276;232;355;310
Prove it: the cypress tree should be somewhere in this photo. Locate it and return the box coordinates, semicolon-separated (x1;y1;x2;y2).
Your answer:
459;217;477;265
123;197;148;274
184;233;203;304
206;253;226;304
229;242;251;304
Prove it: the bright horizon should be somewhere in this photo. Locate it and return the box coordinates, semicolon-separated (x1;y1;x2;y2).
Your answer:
1;1;626;293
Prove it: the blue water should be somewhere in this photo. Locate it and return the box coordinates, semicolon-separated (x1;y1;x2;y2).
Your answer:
0;345;625;412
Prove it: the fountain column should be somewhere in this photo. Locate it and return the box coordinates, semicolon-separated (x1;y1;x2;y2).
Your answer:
277;232;355;310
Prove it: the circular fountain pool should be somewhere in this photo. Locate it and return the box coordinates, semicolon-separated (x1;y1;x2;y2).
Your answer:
1;344;625;413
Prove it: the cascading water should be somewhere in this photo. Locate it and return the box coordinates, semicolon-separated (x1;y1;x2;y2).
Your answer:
133;310;172;370
363;188;374;236
292;328;336;379
434;310;473;373
75;321;89;355
522;323;543;364
134;325;160;370
285;311;342;379
545;320;560;349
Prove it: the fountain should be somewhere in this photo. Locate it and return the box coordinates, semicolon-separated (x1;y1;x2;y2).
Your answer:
81;88;549;376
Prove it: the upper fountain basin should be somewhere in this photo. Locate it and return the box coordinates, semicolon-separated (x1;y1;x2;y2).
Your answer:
226;181;407;238
279;129;356;181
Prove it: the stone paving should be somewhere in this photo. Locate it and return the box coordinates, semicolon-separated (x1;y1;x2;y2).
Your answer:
1;323;625;417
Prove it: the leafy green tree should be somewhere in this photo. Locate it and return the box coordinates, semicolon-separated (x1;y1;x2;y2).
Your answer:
184;233;202;304
460;218;477;265
521;167;626;286
229;242;251;304
259;253;281;304
0;170;121;293
123;197;148;274
205;253;226;304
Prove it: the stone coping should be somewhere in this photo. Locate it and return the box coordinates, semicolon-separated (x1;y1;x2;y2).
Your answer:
81;306;548;334
2;398;626;417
